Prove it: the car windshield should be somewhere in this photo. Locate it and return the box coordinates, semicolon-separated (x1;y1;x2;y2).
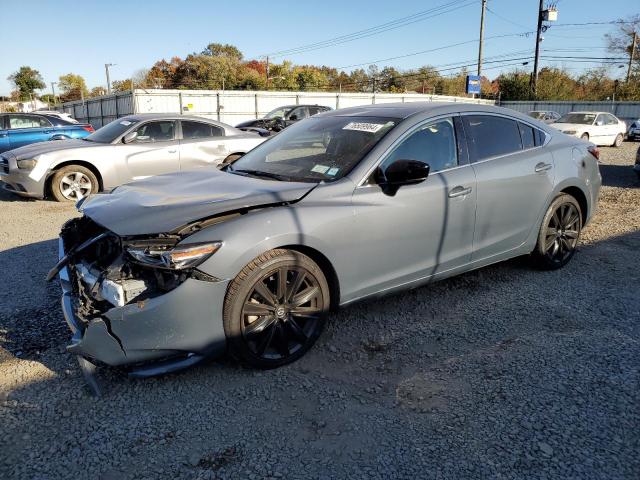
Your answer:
528;112;546;120
84;118;140;143
228;115;399;182
264;107;294;119
556;113;596;125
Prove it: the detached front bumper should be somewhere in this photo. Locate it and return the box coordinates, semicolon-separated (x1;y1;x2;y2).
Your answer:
58;238;229;367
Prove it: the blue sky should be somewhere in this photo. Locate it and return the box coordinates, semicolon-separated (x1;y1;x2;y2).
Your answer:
1;0;638;96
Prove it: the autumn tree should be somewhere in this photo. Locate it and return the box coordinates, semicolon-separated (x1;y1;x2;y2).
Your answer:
58;73;89;102
201;43;243;61
7;66;46;100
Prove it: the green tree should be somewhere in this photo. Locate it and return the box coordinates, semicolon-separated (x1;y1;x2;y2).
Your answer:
536;67;577;100
58;73;89;102
201;43;243;61
293;65;329;91
88;86;107;97
7;66;46;100
495;71;531;100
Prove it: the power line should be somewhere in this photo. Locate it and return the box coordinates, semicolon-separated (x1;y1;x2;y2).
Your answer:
336;31;534;69
261;0;476;58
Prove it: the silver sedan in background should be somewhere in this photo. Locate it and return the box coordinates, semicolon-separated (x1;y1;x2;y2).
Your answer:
0;114;267;201
51;102;601;387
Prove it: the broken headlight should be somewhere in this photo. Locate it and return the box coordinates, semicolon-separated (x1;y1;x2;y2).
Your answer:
126;242;222;270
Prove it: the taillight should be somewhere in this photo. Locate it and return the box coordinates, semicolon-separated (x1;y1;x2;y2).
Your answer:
82;125;95;133
587;145;600;160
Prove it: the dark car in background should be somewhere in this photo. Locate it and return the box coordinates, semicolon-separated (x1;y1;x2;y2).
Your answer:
627;119;640;141
236;105;332;133
0;113;94;153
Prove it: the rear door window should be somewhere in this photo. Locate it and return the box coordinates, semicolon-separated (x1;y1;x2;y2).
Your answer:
463;115;523;162
181;121;223;139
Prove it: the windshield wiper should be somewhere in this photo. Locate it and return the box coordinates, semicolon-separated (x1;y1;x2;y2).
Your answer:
230;168;291;181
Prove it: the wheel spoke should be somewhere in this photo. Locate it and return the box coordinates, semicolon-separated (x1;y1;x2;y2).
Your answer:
243;301;275;316
544;235;556;252
564;229;579;239
274;323;290;357
560;236;573;252
551;210;561;228
562;205;572;224
276;267;287;301
244;315;276;336
291;286;320;307
254;280;277;306
565;213;580;229
287;317;308;343
286;271;306;302
290;306;321;319
61;188;73;197
254;322;277;356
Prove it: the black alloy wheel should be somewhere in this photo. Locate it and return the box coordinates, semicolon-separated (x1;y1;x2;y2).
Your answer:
532;194;582;270
224;249;330;368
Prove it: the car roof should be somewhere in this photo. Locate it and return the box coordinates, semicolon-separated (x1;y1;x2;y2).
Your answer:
319;102;534;120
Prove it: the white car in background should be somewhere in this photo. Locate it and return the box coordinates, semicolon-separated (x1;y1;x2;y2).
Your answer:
551;111;626;147
34;110;79;123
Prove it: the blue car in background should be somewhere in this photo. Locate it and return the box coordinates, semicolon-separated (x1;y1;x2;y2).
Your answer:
0;113;94;153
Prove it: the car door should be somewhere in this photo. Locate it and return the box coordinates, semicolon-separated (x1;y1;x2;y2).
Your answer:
604;114;621;142
463;114;554;261
6;114;54;149
592;114;609;144
119;120;180;181
179;120;227;168
352;116;476;296
0;116;9;152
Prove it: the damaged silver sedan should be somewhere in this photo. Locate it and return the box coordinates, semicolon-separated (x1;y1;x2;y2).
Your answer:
50;103;601;387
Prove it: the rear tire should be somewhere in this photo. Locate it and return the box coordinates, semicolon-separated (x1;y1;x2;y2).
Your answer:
223;249;330;369
50;165;99;202
531;194;582;270
580;133;589;141
613;133;623;147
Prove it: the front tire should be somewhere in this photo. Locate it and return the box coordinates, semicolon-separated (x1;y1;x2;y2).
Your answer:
613;133;623;147
223;249;330;368
50;165;99;202
531;194;582;270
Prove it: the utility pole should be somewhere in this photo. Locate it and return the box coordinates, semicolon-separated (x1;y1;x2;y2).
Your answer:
50;82;57;105
531;0;544;97
105;63;115;95
477;0;487;76
265;56;270;90
627;31;637;82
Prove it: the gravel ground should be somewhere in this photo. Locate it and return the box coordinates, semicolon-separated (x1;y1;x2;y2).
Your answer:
1;143;639;480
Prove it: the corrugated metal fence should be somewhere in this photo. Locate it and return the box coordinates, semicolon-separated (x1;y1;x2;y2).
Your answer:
59;89;494;128
500;101;640;122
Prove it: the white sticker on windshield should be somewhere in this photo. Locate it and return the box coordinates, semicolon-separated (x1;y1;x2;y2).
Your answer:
311;164;329;174
120;120;132;126
326;167;339;176
343;122;385;133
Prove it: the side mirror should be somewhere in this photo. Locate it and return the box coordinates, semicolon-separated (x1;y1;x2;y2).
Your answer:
122;131;138;144
375;159;430;195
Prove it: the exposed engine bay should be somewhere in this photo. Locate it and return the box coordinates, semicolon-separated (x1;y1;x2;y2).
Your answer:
58;217;190;322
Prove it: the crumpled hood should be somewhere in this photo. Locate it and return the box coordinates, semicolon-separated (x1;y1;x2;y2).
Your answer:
6;139;96;159
80;169;316;236
550;123;588;132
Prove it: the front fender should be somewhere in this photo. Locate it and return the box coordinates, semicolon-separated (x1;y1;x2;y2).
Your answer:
182;181;358;302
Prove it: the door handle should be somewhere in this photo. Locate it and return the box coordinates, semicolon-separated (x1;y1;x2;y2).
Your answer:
535;162;552;172
167;149;177;153
448;186;472;198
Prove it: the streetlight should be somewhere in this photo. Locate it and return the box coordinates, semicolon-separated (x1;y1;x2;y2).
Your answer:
105;63;116;95
50;82;57;106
